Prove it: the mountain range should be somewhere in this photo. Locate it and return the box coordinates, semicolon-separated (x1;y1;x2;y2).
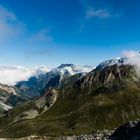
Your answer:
0;54;140;139
0;64;93;114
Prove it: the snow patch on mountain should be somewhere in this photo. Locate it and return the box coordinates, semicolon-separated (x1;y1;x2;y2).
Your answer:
0;84;19;96
97;51;140;69
97;57;125;69
0;101;12;111
54;64;94;76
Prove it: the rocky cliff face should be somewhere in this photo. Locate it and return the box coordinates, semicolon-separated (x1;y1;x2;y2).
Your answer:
58;64;136;100
0;84;27;114
3;89;58;123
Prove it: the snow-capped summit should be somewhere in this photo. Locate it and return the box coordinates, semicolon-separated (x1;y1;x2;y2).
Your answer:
57;64;75;69
53;64;94;76
16;64;94;98
97;57;125;69
75;65;95;73
96;51;140;69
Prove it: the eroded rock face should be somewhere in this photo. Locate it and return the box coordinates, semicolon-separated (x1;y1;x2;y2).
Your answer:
36;88;58;110
10;89;58;122
82;64;134;87
0;84;26;113
110;119;140;140
63;64;136;97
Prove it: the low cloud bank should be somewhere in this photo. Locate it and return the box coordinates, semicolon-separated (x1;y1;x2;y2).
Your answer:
0;65;51;86
0;66;34;86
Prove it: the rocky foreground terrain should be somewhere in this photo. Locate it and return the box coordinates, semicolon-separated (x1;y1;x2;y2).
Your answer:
1;120;140;140
110;119;140;140
0;129;114;140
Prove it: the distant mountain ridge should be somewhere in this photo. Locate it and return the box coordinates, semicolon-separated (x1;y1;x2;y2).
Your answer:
16;64;93;98
0;64;93;112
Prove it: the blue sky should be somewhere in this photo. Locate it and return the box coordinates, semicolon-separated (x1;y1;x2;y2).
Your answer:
0;0;139;67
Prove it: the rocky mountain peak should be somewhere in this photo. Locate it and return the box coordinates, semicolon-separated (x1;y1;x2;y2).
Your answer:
57;64;75;69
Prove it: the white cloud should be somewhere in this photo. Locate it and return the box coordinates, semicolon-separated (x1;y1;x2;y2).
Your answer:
122;50;140;75
0;66;34;86
0;65;52;86
79;5;121;31
86;8;111;19
122;50;139;58
0;5;24;42
29;29;53;44
0;5;52;44
122;50;140;66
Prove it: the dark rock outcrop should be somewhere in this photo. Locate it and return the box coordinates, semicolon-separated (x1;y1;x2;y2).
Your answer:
110;119;140;140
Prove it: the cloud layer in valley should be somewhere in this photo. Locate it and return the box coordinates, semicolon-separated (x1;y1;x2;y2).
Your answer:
0;65;51;86
0;66;34;86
